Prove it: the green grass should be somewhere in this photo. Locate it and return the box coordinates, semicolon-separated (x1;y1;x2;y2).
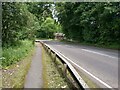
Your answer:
52;52;99;88
2;48;35;88
2;40;35;88
49;51;98;89
42;47;74;88
2;40;34;68
1;40;34;88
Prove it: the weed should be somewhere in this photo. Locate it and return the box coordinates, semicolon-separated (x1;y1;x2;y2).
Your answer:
2;40;34;68
42;47;72;88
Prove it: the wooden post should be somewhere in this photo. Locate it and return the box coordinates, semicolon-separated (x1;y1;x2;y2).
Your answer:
46;47;49;52
53;53;56;62
44;45;46;50
63;64;67;76
49;49;51;55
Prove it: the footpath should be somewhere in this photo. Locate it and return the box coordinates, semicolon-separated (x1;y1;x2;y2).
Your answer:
24;42;43;88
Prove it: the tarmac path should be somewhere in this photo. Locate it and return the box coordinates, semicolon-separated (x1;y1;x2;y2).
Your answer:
24;43;43;88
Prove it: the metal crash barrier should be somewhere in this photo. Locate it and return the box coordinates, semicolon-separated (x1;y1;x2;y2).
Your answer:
36;40;89;90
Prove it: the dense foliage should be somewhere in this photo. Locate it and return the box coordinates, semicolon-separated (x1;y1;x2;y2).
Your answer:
27;2;52;23
2;2;61;47
2;2;120;67
2;2;52;67
27;3;61;39
2;3;40;47
2;2;120;47
37;17;61;38
56;2;120;46
2;40;34;68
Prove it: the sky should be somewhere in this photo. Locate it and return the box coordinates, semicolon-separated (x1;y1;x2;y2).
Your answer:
51;4;58;22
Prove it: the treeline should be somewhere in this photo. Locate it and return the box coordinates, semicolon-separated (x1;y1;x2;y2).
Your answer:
2;2;120;48
2;2;62;67
56;2;120;46
37;17;61;38
2;2;60;47
2;3;38;47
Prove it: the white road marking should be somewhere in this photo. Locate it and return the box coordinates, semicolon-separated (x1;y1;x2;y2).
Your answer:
43;41;115;89
57;51;113;89
82;49;117;59
47;45;113;89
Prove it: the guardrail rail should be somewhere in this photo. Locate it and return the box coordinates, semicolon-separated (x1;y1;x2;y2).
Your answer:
36;40;89;90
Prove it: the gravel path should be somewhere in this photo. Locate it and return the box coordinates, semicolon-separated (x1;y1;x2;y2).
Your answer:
24;43;43;88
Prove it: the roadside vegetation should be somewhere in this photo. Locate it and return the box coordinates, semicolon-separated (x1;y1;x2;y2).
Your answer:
56;2;120;49
2;40;35;88
2;2;61;67
42;47;75;88
2;48;34;88
42;45;100;89
2;40;34;68
1;2;119;89
2;3;39;88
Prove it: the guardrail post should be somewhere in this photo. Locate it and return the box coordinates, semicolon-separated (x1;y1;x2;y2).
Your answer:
44;45;46;49
43;44;45;49
46;47;49;52
40;41;89;89
53;53;56;62
63;64;67;76
49;49;51;55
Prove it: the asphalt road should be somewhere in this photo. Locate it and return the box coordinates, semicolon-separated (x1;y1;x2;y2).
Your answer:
42;40;118;89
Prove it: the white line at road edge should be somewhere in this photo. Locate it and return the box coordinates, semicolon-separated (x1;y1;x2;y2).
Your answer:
82;49;117;59
58;51;113;88
49;46;113;89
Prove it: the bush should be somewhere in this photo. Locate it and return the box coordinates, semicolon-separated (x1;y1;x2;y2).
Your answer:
2;40;34;68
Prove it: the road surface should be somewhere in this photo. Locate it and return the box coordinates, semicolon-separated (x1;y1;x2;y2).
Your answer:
42;40;118;89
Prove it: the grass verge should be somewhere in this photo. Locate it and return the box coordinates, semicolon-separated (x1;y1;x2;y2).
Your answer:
1;40;35;88
2;40;34;68
42;42;100;89
42;46;74;88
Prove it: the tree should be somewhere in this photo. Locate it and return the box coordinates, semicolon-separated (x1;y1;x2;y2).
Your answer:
2;2;40;47
37;17;61;38
27;2;52;24
56;2;120;45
